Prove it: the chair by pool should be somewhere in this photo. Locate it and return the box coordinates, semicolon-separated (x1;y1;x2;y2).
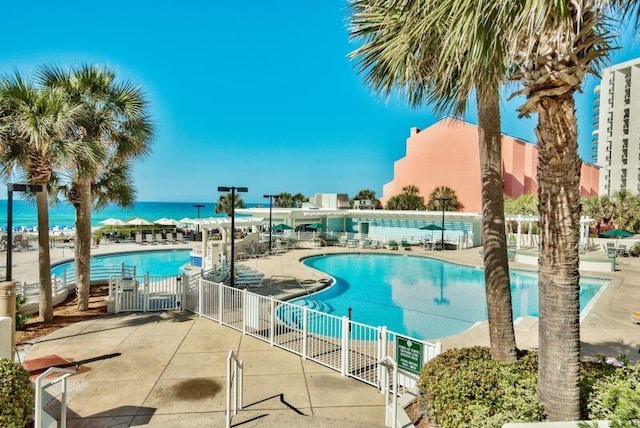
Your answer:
386;240;399;250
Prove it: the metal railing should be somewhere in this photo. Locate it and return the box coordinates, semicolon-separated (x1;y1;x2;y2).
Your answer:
226;350;243;428
34;367;76;428
112;274;442;390
181;278;442;390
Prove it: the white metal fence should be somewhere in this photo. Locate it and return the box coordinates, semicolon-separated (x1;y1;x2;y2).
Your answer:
110;273;185;313
182;278;442;389
111;274;442;389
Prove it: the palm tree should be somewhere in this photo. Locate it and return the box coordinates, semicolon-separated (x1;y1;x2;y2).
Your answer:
292;193;308;208
215;192;245;216
385;185;426;210
351;188;382;209
39;65;153;311
0;73;82;321
349;0;517;363
426;186;461;211
274;192;295;208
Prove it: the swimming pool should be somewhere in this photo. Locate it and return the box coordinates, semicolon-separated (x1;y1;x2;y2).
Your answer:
296;254;606;341
51;249;192;279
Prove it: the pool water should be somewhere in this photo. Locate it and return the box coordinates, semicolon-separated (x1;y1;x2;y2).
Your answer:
51;249;192;279
296;254;606;341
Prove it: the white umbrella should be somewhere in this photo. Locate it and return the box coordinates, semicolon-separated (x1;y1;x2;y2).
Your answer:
99;218;125;226
154;217;180;226
178;217;198;225
125;217;153;226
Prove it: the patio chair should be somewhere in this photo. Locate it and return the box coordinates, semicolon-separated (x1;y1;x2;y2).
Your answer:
400;240;411;250
386;240;399;250
617;244;630;257
156;233;167;245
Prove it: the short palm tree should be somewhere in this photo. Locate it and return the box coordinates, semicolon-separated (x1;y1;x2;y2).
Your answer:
350;0;517;363
274;192;295;208
385;185;426;210
0;73;82;321
39;64;153;311
215;193;245;216
426;186;461;211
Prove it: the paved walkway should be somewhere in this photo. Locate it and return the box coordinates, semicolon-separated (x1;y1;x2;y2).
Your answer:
27;312;385;427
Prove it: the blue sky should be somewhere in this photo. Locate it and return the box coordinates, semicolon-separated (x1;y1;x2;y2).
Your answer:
2;1;639;203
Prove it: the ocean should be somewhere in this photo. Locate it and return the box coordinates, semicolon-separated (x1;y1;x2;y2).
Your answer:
0;200;258;229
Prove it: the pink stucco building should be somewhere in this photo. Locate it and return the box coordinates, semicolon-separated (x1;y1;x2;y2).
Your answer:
381;118;600;213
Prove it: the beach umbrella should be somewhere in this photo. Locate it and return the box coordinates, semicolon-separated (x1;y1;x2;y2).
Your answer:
307;223;326;230
125;217;153;226
420;223;444;241
272;223;293;232
100;218;125;226
601;228;634;238
179;217;197;224
154;217;180;226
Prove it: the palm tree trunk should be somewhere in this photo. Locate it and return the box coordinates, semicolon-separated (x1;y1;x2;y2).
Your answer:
75;178;92;311
35;188;54;322
536;94;581;421
476;87;517;362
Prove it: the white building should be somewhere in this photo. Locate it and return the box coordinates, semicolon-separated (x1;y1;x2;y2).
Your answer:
593;57;640;195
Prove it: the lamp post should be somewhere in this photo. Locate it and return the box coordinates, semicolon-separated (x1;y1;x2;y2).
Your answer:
217;186;248;287
436;197;451;251
192;204;205;239
6;183;43;281
263;194;278;254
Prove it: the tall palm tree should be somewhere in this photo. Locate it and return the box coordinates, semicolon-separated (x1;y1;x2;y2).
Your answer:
349;0;517;362
0;73;82;321
215;192;245;216
39;65;153;311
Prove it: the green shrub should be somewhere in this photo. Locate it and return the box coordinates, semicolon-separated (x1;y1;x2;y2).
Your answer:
0;358;34;427
15;294;30;330
417;347;544;428
585;362;640;426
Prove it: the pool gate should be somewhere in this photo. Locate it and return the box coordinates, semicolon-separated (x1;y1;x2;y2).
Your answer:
111;275;442;391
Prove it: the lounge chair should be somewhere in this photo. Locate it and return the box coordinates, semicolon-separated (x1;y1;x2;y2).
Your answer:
156;233;167;245
166;232;177;244
176;232;186;243
135;233;144;245
400;240;411;250
144;234;156;245
386;240;399;250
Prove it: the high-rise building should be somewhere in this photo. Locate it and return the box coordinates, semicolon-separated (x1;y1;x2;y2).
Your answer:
593;57;640;195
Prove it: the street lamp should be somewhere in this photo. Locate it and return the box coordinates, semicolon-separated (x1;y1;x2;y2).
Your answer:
192;204;205;239
263;194;278;254
6;183;43;281
192;204;205;218
436;197;451;251
217;186;248;287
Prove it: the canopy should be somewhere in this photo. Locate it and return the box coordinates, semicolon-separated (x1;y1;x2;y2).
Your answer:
272;223;293;232
420;224;444;231
99;218;125;226
307;223;326;230
602;228;634;238
154;218;180;226
125;217;153;226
